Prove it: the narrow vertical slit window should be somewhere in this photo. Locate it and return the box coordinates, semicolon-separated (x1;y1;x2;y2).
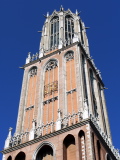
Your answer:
82;55;88;104
90;69;98;118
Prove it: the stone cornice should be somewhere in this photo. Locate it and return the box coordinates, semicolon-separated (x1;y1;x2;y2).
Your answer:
22;42;104;87
1;118;119;160
23;42;78;69
1;118;90;154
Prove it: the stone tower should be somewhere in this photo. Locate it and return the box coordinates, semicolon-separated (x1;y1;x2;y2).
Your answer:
2;7;120;160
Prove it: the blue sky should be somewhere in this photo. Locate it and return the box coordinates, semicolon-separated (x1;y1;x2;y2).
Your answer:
0;0;120;158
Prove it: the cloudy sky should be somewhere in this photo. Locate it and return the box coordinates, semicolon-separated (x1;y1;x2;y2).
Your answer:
0;0;120;158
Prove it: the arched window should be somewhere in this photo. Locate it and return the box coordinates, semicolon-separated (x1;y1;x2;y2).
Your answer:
15;152;26;160
24;66;37;132
98;82;107;133
43;60;58;127
63;134;76;160
89;69;98;117
65;51;77;115
82;55;88;103
36;145;53;160
92;133;96;159
78;130;86;160
50;16;59;49
106;153;111;160
7;156;12;160
65;15;74;45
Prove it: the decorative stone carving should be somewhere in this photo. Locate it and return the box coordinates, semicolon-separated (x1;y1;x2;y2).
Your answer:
25;105;34;111
29;67;37;77
45;60;58;71
65;52;74;61
66;88;76;95
43;96;58;105
44;80;58;97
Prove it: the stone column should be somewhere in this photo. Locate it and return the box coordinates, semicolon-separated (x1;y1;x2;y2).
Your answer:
76;45;84;112
101;89;112;143
16;69;28;134
59;12;64;49
84;58;92;116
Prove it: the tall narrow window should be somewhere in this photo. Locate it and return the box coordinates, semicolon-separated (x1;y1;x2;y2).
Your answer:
50;16;59;49
43;60;58;129
92;133;96;160
106;154;111;160
79;130;86;160
97;141;101;160
63;134;76;160
90;69;98;117
80;22;84;44
82;55;88;103
65;15;74;45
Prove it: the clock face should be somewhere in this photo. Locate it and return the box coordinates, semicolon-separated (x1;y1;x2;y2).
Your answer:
44;81;58;97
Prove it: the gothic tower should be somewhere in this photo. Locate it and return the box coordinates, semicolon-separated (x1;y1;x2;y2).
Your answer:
2;7;120;160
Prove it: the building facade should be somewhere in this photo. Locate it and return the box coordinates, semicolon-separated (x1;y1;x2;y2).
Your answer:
2;7;120;160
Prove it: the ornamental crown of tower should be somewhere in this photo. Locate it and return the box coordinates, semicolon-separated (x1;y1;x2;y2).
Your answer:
2;7;120;160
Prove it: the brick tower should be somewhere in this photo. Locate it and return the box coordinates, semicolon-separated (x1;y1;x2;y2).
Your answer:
2;7;120;160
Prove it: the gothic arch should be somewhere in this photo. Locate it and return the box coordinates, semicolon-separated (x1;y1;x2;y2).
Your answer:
50;11;59;21
7;156;12;160
63;134;76;160
28;66;37;72
23;65;38;132
42;59;59;127
43;58;59;71
15;151;26;160
32;141;56;160
64;50;74;58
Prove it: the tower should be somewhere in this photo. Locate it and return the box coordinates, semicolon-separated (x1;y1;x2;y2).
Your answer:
2;7;120;160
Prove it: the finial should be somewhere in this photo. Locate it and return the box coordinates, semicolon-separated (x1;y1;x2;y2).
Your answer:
8;127;13;138
60;5;64;11
76;9;78;15
9;127;13;132
28;52;31;58
47;12;49;17
76;10;81;16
